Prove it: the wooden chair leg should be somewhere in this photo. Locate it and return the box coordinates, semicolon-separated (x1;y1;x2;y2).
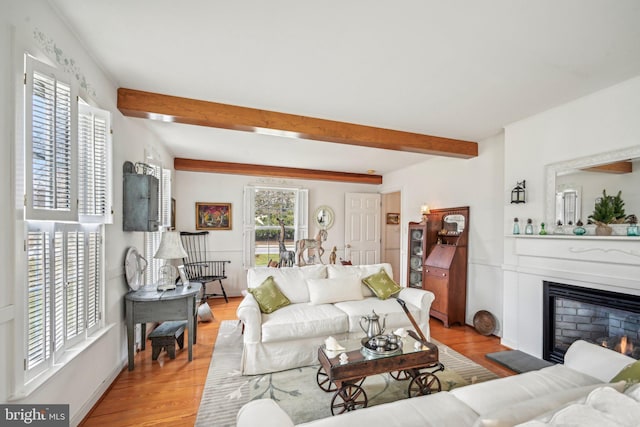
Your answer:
218;279;229;303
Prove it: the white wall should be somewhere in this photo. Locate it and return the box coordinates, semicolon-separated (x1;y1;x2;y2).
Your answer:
502;75;640;352
174;171;379;296
381;135;505;334
1;1;173;423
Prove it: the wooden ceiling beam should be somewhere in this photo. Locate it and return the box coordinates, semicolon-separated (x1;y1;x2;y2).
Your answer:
118;88;478;159
582;161;633;174
174;158;382;184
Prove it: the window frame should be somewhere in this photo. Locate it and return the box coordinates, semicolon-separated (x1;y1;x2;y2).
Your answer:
19;55;109;388
243;185;308;268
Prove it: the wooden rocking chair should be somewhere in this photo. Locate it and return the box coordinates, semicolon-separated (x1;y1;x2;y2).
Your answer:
180;231;231;303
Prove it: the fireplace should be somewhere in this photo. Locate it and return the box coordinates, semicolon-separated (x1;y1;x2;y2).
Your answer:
543;281;640;363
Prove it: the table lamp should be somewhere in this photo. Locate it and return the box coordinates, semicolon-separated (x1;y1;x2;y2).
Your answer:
154;231;188;291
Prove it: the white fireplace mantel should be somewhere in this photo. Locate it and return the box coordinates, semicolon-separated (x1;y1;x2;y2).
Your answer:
501;234;640;357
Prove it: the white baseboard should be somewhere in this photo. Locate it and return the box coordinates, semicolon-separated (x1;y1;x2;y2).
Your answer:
70;360;126;427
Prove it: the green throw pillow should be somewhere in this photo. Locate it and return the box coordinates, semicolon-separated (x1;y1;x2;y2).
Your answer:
611;360;640;385
248;276;291;314
362;268;401;300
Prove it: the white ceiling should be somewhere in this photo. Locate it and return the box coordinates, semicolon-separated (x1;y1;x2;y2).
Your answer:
50;0;640;176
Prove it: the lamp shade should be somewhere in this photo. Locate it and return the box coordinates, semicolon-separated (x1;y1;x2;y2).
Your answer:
154;231;188;260
420;204;431;215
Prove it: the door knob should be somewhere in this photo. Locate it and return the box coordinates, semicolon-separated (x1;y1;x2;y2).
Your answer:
346;244;351;248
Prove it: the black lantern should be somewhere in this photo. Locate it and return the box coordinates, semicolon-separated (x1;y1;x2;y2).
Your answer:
511;180;526;204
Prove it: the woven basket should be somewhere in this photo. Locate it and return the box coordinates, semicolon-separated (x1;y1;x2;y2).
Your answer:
473;310;496;336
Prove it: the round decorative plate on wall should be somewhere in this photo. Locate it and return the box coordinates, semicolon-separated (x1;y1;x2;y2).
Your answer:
124;247;147;291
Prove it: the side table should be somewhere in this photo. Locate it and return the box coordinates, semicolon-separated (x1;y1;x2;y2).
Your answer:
125;283;201;370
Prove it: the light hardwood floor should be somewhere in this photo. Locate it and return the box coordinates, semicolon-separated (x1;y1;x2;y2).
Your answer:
80;297;514;426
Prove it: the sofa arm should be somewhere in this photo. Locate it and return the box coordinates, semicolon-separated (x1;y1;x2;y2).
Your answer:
237;399;294;427
397;287;435;340
398;287;435;314
563;339;635;383
236;294;262;343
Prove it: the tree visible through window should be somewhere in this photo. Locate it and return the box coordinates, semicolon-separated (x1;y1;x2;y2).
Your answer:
254;189;296;266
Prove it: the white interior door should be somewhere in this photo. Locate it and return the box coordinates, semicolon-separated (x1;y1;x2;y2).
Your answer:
344;193;381;265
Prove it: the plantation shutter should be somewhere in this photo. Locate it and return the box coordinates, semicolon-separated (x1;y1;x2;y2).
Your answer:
65;229;85;346
161;169;171;228
53;231;65;356
26;229;51;375
144;164;167;285
86;229;102;333
25;57;78;221
242;186;256;269
78;103;112;223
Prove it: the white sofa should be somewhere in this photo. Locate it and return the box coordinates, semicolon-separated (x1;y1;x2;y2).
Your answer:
236;263;435;375
236;340;639;427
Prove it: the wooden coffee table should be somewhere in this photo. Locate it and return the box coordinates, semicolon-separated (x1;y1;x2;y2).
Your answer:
317;333;444;415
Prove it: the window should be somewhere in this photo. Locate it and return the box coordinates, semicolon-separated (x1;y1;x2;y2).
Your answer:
144;165;172;284
243;186;308;268
22;56;110;382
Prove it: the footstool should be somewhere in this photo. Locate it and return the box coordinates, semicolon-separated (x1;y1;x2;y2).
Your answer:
148;320;187;360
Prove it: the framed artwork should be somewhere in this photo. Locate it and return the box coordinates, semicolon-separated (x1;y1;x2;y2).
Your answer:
171;198;176;230
386;212;400;225
196;202;232;230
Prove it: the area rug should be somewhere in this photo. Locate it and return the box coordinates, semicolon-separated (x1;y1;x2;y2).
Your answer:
196;321;500;427
486;350;554;374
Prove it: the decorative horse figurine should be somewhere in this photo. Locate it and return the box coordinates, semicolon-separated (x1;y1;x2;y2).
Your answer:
277;218;295;267
296;229;328;265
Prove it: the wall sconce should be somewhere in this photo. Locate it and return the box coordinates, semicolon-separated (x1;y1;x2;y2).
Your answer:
420;204;431;223
511;180;526;204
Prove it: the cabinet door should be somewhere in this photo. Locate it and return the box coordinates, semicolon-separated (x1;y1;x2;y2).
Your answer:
424;270;448;314
407;223;427;289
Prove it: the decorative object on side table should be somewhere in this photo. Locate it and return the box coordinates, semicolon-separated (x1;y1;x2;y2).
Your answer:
525;218;534;235
553;220;564;234
154;230;188;291
627;214;639;236
573;219;586;235
512;217;520;235
539;222;547;235
588;190;626;236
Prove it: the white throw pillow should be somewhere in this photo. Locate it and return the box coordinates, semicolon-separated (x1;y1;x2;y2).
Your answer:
306;275;364;305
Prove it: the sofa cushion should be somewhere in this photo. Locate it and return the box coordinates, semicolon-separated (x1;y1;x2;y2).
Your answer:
516;385;640;427
327;263;394;297
451;364;603;415
473;381;626;427
307;274;363;305
247;265;327;303
362;268;401;300
334;297;421;333
261;303;348;343
296;391;478;427
248;276;291;314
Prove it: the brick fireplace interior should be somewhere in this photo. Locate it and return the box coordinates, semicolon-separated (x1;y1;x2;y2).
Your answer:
543;281;640;363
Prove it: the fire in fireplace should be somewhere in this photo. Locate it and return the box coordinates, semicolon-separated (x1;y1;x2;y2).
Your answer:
543;281;640;363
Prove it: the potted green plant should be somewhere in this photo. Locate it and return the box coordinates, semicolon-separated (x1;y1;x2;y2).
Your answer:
588;190;626;235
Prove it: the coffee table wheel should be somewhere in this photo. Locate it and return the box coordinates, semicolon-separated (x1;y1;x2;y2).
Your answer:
390;370;411;381
408;372;441;397
331;384;368;415
316;366;337;392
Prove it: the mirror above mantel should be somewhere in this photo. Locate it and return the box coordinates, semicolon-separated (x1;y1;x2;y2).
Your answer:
545;145;640;226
